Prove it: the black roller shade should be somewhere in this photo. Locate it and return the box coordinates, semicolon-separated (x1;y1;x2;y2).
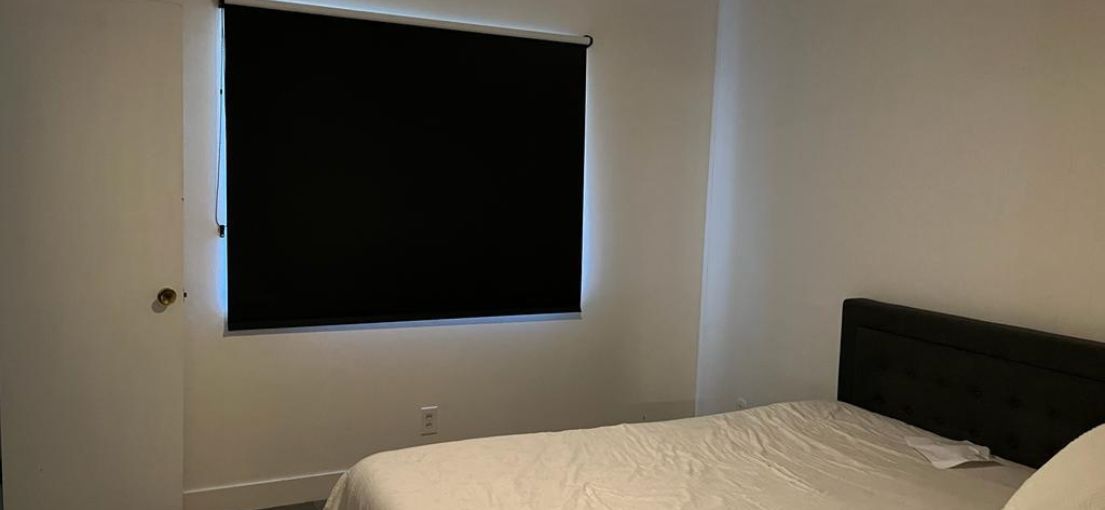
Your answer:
223;5;586;330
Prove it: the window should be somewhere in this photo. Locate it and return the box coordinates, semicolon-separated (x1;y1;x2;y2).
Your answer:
222;4;588;330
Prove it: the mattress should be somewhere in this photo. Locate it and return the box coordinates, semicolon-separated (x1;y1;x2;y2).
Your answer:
324;400;1033;510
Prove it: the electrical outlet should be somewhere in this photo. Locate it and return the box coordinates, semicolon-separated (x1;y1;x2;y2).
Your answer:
420;405;438;435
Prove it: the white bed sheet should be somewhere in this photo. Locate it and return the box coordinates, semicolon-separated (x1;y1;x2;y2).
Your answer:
325;400;1033;510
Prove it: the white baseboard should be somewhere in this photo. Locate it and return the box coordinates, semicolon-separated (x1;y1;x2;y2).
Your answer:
184;470;344;510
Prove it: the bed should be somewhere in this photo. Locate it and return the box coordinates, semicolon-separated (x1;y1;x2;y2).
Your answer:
325;299;1105;510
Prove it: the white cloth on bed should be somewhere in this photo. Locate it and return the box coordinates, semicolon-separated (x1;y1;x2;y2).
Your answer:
905;435;994;469
325;400;1032;510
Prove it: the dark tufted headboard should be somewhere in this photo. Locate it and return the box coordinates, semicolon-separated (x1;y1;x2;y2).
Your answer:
838;298;1105;468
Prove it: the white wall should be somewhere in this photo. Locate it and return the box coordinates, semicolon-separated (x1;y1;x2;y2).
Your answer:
698;0;1105;415
182;1;718;508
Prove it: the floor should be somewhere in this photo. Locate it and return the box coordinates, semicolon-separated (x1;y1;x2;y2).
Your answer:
263;502;325;510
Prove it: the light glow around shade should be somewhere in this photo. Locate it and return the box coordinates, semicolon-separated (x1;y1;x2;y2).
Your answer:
227;0;587;45
214;7;229;317
223;312;582;336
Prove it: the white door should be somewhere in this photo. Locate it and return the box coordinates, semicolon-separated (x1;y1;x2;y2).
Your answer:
0;0;184;508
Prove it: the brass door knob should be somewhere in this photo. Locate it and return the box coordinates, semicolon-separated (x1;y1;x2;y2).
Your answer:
157;288;178;306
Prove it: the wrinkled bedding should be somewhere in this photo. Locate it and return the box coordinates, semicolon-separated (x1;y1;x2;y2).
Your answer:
325;400;1032;510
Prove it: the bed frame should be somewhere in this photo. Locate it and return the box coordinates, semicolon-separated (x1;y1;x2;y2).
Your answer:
838;298;1105;468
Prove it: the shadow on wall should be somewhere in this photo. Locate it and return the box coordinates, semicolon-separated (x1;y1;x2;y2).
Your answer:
696;0;1105;415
